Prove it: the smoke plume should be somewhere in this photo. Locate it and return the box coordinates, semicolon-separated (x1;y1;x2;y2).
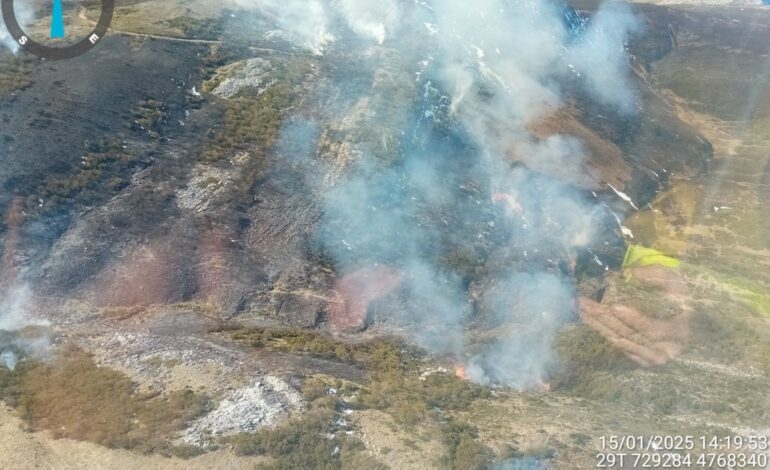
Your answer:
0;0;35;53
233;0;641;388
333;0;400;45
567;1;642;112
0;200;51;370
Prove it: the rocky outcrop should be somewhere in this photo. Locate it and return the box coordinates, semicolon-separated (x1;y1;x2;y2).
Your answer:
182;376;304;447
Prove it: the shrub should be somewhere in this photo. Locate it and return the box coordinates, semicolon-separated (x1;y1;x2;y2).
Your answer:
9;348;210;454
442;419;491;470
164;16;224;40
232;326;494;467
200;58;313;164
0;54;32;96
229;396;383;469
36;138;144;215
132;99;169;139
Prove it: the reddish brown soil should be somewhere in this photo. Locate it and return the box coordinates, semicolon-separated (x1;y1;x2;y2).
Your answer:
327;266;403;332
579;265;692;366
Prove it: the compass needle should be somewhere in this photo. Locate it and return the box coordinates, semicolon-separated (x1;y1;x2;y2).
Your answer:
2;0;114;59
51;0;65;39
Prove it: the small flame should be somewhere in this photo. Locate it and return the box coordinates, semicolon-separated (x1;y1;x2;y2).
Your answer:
454;364;468;381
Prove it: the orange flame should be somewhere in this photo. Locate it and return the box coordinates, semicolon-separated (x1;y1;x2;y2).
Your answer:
454;364;468;381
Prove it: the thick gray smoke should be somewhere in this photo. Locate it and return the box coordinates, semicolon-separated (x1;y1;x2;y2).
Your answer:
236;0;640;389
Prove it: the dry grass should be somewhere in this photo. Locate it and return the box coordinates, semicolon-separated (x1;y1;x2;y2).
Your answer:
36;138;143;215
0;54;32;96
4;348;209;456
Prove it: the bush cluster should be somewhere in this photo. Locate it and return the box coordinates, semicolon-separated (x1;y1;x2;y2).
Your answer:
0;54;32;96
231;327;493;469
2;347;209;457
36;138;143;214
200;58;313;164
164;16;224;40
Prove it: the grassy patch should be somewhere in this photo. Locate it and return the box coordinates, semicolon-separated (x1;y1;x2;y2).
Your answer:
164;16;224;40
0;53;32;97
231;327;493;469
201;58;313;163
555;323;768;422
1;347;209;457
34;138;145;214
693;267;770;318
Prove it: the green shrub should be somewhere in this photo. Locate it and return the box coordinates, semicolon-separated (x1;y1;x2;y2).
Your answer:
232;326;493;467
133;99;169;139
442;419;491;470
201;58;313;164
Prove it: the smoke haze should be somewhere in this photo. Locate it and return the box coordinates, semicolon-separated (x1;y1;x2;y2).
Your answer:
0;0;641;387
235;0;641;388
0;1;34;53
0;200;51;370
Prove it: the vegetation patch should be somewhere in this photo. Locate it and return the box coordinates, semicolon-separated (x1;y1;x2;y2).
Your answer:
200;58;314;163
132;98;171;140
0;347;209;457
164;16;224;40
0;53;32;97
623;245;680;269
231;327;494;469
691;267;770;318
34;138;145;215
228;404;384;470
555;322;768;422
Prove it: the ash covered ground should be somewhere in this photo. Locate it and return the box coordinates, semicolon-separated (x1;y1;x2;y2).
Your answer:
0;0;768;468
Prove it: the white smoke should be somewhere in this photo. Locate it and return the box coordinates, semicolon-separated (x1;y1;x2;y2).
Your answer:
266;0;335;55
567;1;642;112
466;273;575;390
305;0;639;388
334;0;400;44
226;0;402;53
0;284;51;371
0;1;34;53
216;0;640;389
0;284;46;331
226;0;335;54
0;349;16;369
